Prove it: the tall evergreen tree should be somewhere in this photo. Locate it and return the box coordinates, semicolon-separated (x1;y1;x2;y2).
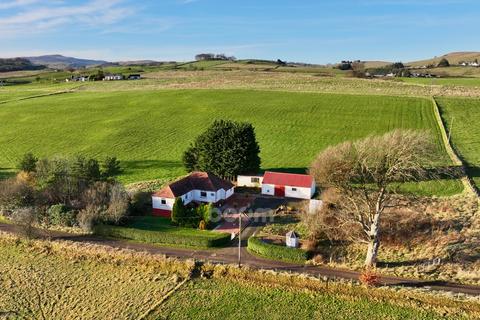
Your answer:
182;120;261;177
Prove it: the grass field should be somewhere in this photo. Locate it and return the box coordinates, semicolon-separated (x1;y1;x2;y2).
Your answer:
0;89;460;195
151;278;460;320
401;77;480;87
0;237;188;319
436;97;480;186
1;236;477;320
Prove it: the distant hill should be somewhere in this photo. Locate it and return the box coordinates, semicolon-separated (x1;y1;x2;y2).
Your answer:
0;58;46;72
408;52;480;67
25;54;108;69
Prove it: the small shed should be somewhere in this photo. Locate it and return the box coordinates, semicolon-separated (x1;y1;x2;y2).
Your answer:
286;231;299;248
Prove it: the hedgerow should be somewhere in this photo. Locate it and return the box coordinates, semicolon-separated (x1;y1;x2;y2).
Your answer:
247;236;310;263
94;224;230;248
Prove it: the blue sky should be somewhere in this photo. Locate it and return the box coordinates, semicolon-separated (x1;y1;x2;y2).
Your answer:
1;0;479;63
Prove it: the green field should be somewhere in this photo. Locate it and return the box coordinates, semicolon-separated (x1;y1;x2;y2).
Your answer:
152;278;459;320
401;77;480;87
0;89;457;194
436;97;480;186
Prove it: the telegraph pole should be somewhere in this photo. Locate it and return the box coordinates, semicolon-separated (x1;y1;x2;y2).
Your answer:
238;212;242;267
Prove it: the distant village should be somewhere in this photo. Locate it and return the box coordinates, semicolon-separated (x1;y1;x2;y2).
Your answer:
65;73;141;82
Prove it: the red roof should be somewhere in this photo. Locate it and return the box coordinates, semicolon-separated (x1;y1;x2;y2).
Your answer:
153;171;234;198
262;171;314;188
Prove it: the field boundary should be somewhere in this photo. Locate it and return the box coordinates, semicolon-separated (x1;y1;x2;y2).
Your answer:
136;277;190;320
0;87;79;105
431;97;479;196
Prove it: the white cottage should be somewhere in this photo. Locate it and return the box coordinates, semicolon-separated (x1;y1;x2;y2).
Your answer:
237;175;263;187
151;171;235;217
261;171;315;199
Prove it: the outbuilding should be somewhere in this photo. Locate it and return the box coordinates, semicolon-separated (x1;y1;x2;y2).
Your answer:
286;231;299;248
261;171;315;199
237;174;263;187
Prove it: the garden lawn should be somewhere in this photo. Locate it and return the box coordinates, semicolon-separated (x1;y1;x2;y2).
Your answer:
149;278;455;320
95;216;231;248
436;97;480;187
0;89;460;195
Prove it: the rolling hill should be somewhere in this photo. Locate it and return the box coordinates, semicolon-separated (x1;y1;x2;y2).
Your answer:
408;52;480;67
25;54;108;69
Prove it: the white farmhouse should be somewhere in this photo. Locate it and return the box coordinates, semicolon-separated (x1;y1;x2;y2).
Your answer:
151;172;235;217
261;171;315;199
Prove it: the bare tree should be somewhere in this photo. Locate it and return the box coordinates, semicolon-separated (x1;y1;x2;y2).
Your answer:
310;130;436;267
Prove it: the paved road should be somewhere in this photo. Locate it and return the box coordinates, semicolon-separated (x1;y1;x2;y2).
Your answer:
1;222;480;296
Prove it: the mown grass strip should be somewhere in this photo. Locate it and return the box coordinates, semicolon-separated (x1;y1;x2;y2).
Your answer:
247;236;310;263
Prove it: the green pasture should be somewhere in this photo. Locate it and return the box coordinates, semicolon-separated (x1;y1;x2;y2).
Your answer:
0;89;460;195
436;97;480;186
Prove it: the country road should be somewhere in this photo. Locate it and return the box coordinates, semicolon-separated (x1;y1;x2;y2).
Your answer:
1;222;480;296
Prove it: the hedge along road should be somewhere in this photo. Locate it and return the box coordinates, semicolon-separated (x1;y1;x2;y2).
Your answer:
1;222;479;296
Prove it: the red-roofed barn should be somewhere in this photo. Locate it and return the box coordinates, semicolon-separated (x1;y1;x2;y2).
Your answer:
152;172;235;217
261;171;315;199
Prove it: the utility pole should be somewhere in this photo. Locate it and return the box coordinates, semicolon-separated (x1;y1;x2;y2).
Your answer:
238;212;242;267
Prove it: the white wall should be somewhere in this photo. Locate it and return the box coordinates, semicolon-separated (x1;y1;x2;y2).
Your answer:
237;175;263;187
225;187;235;198
285;186;312;199
153;187;235;211
152;196;175;211
261;184;275;196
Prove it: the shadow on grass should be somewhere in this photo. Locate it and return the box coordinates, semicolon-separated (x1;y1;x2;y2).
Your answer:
261;167;308;174
0;168;14;180
121;159;183;174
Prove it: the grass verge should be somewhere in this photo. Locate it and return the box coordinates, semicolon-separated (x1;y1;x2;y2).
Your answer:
247;236;310;263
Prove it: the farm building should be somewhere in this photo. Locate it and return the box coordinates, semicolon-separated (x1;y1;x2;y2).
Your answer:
127;74;141;80
261;171;315;199
152;171;235;217
104;74;124;81
237;174;263;187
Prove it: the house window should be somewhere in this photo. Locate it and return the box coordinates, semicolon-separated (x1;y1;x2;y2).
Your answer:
161;199;166;205
200;191;207;198
251;177;260;183
292;188;297;191
211;193;215;196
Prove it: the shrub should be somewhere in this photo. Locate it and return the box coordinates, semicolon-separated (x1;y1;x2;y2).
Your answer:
359;269;380;287
18;152;38;173
93;224;231;248
11;207;37;238
47;204;75;227
247;236;310;263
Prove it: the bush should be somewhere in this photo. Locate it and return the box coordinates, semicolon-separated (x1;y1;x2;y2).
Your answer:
359;269;380;287
247;236;310;263
18;152;38;173
47;204;75;227
11;207;37;238
93;224;231;248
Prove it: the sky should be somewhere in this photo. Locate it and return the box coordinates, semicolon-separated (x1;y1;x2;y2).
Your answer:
1;0;480;63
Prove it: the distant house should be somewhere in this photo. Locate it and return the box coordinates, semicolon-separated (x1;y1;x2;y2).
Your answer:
261;171;315;199
104;74;124;81
151;172;235;217
127;74;141;80
65;75;89;82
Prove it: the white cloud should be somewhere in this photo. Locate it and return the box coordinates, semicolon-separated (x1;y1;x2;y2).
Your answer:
0;0;134;37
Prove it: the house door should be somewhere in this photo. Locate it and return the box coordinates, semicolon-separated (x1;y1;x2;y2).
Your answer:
274;185;285;197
